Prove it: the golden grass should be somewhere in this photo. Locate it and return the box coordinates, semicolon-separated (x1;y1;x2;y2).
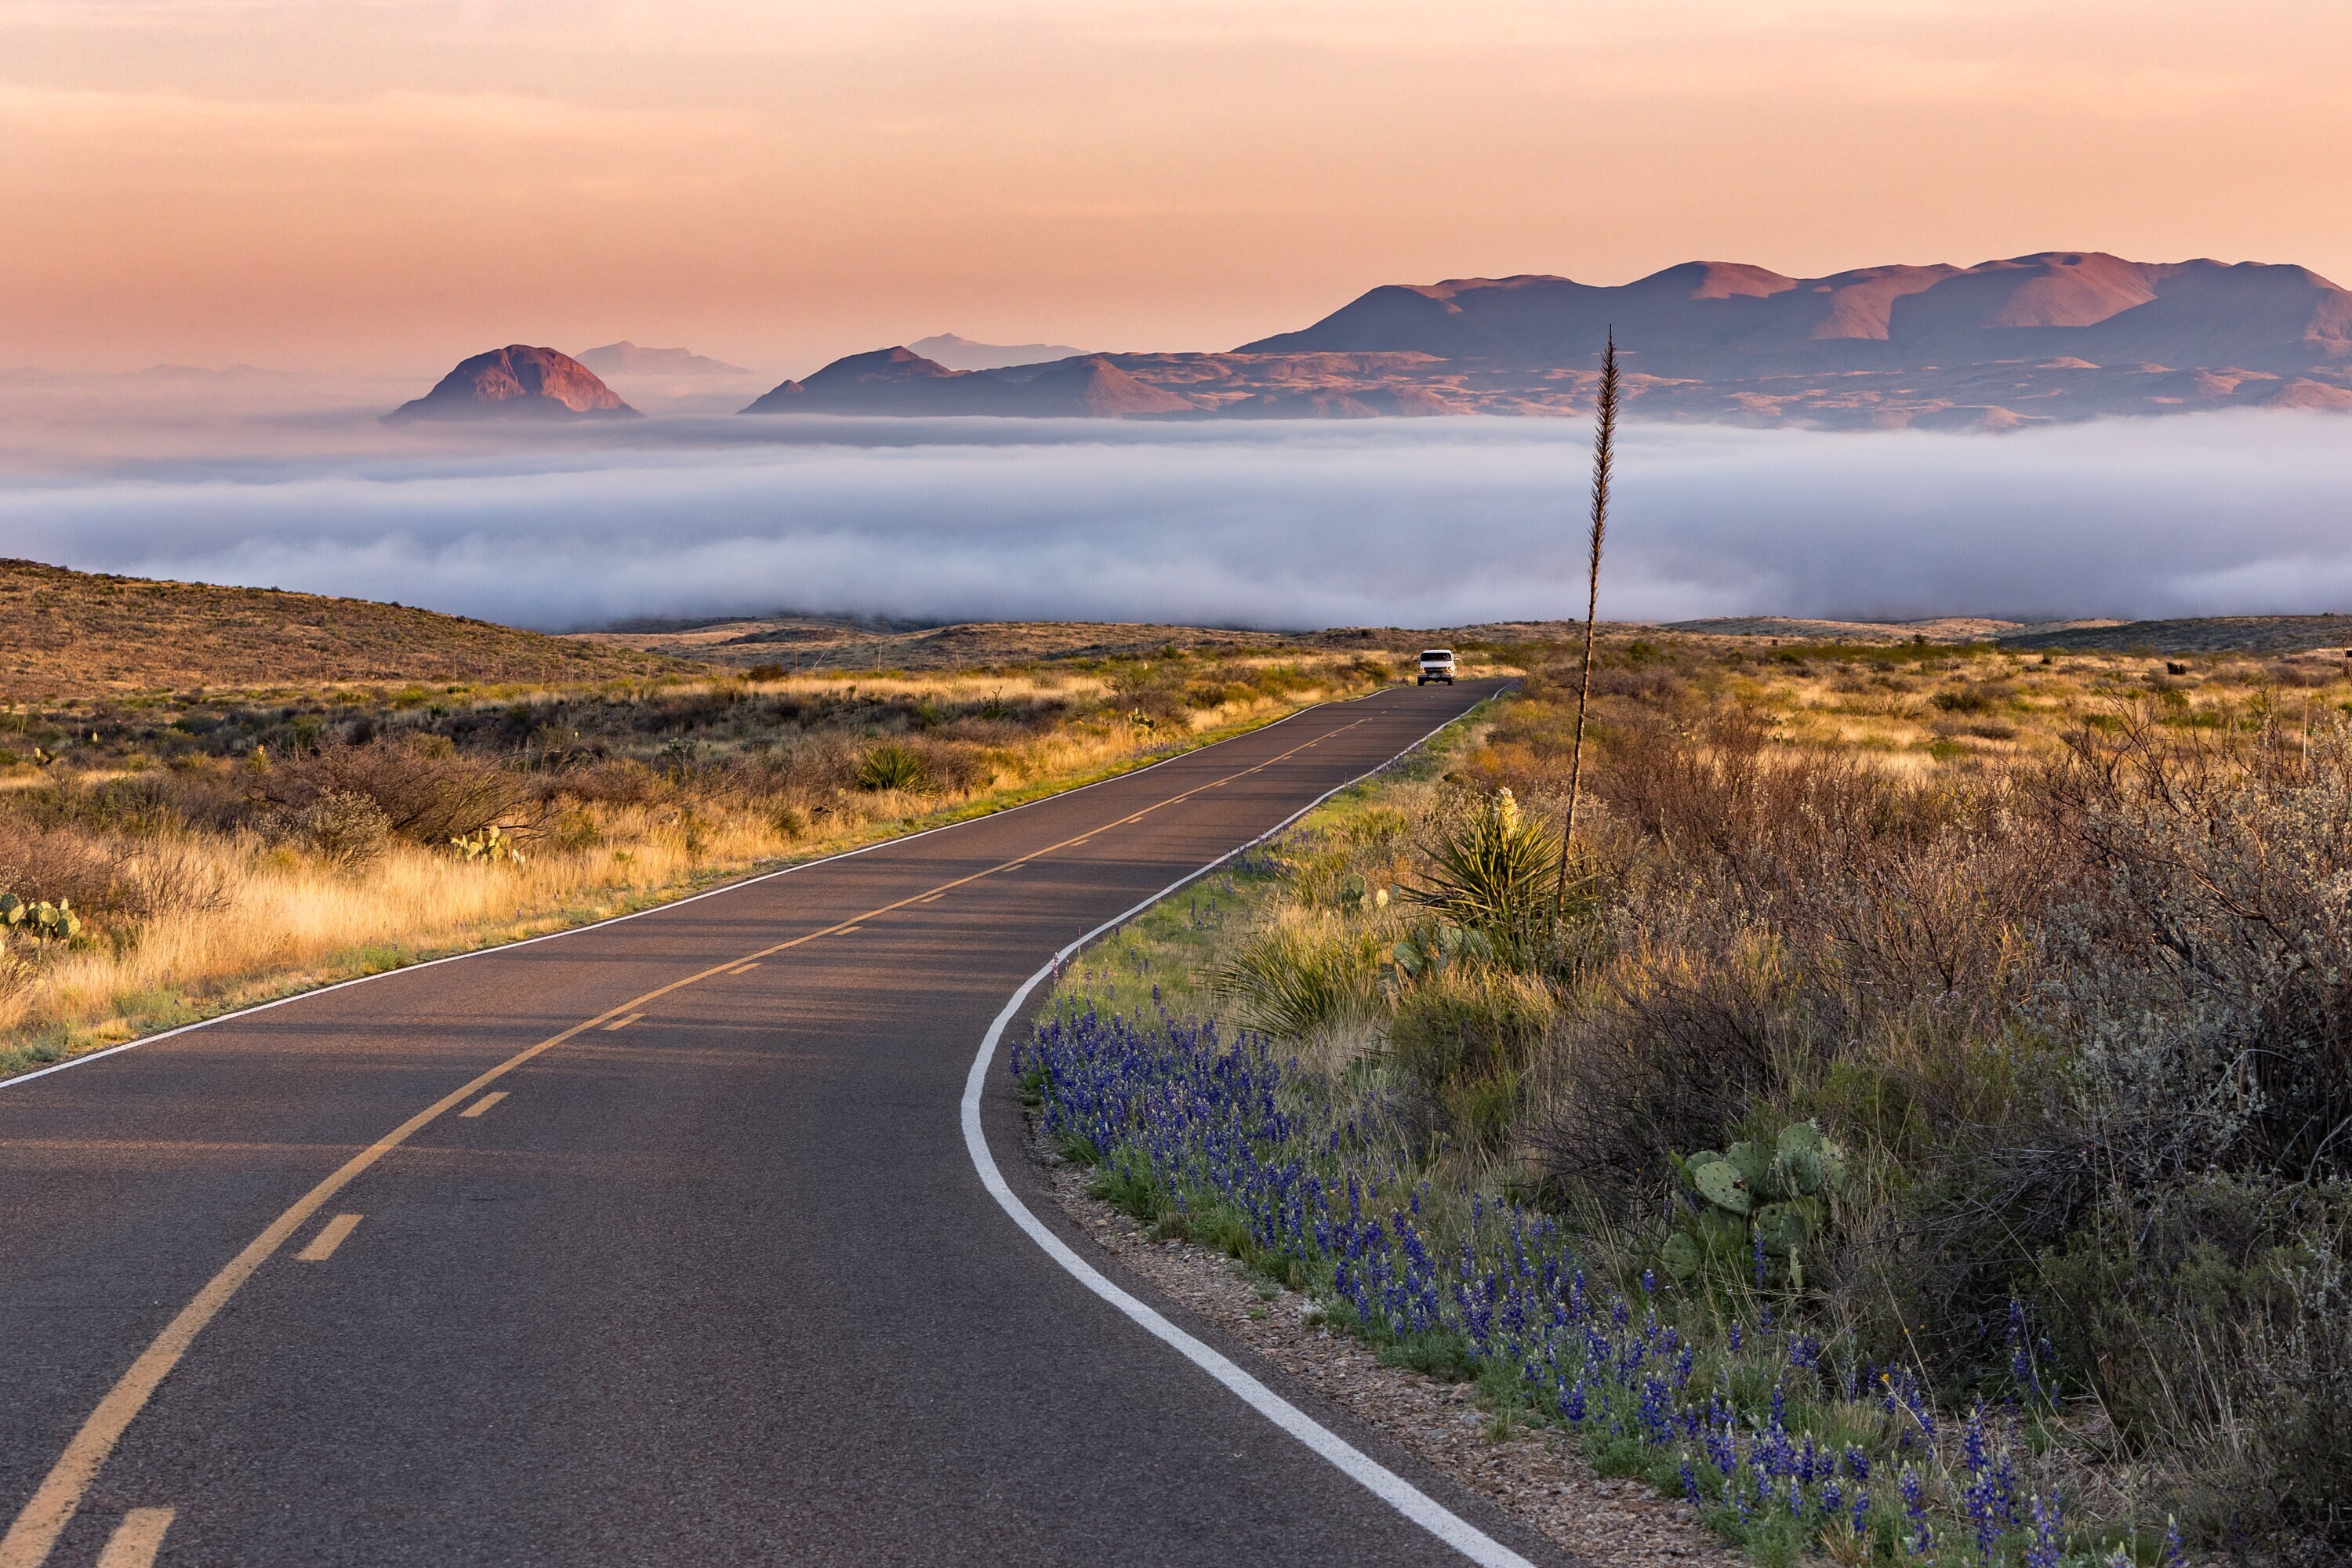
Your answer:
0;657;1400;1076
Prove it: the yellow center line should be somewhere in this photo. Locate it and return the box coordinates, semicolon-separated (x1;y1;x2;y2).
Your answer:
93;1509;172;1568
295;1214;362;1263
0;705;1388;1568
458;1091;506;1119
727;961;760;974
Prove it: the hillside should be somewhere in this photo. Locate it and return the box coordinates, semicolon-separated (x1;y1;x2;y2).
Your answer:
742;252;2352;430
1998;615;2352;655
0;560;691;701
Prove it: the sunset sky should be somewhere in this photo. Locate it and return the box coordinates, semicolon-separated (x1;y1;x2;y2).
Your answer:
8;0;2348;378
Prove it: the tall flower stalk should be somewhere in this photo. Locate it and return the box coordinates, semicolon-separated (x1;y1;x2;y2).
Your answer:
1556;328;1617;913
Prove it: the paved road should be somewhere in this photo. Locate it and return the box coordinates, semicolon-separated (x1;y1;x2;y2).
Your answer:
0;681;1561;1567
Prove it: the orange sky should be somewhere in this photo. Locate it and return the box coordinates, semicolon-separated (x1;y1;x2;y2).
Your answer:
6;1;2349;379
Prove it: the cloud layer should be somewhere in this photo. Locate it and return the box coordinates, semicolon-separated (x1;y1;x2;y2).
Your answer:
5;412;2350;631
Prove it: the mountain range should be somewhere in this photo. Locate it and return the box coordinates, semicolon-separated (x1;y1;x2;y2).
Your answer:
746;252;2352;429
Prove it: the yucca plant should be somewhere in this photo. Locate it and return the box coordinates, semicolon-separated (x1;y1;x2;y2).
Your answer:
1405;788;1570;961
856;741;928;792
1214;925;1379;1040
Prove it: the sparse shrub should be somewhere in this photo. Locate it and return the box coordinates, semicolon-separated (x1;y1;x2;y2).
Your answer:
265;735;536;844
123;836;231;916
1534;927;1805;1196
282;789;392;869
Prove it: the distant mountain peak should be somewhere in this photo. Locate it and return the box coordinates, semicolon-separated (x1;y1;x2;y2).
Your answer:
385;346;640;423
575;342;748;376
909;332;1094;371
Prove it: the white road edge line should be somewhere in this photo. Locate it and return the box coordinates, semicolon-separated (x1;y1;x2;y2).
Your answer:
960;696;1534;1568
1;692;1410;1094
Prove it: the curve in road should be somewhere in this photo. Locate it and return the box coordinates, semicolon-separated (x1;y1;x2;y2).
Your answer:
1;681;1560;1566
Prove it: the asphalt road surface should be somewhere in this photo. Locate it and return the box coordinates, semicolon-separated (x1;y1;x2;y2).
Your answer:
0;680;1568;1567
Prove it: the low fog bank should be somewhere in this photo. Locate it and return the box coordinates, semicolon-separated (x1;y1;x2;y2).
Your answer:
3;412;2347;631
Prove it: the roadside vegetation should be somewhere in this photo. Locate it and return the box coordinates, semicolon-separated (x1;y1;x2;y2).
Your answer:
1024;635;2352;1568
0;648;1398;1075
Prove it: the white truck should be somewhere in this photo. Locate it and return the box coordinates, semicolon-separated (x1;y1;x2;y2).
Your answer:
1416;648;1457;685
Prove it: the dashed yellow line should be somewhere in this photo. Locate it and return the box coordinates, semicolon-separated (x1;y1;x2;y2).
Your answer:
458;1091;506;1120
0;703;1394;1568
295;1214;361;1263
93;1508;172;1568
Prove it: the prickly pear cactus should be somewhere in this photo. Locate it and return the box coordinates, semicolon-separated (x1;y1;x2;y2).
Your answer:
1662;1119;1849;1293
448;826;527;866
0;893;82;942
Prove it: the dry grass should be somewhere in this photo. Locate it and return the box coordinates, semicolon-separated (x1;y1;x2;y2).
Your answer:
0;648;1406;1075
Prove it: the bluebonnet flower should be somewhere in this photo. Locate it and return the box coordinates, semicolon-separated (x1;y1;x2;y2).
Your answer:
2025;1494;2063;1568
1682;1459;1701;1505
1844;1445;1871;1483
2161;1515;2183;1568
1901;1467;1931;1555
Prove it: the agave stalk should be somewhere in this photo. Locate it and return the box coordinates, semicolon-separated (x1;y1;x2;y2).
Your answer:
1556;328;1617;913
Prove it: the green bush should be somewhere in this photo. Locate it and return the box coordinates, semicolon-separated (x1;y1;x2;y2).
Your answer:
1388;967;1555;1154
2035;1180;2352;1545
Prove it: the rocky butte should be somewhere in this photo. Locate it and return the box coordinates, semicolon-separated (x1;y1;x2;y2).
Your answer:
742;252;2352;430
386;346;641;422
